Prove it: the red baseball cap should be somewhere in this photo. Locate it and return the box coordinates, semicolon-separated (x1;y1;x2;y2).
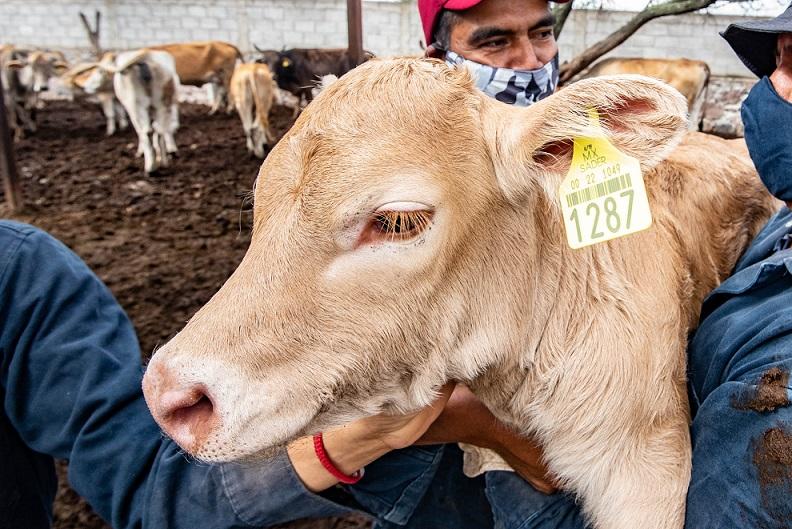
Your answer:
419;0;571;47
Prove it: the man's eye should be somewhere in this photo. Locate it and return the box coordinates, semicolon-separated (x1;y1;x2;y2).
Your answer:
533;29;554;40
370;210;433;241
481;39;508;49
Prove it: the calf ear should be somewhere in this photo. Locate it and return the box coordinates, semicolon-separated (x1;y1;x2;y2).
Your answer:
482;74;688;203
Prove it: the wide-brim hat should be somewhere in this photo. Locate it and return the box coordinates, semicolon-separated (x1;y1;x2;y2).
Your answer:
721;3;792;78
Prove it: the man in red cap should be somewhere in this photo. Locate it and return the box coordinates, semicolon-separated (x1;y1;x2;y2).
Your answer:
420;0;570;105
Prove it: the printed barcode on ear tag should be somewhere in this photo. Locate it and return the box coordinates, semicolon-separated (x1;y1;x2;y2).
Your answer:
559;109;653;249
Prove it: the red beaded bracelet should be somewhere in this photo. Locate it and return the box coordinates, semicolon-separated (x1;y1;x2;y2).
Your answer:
312;432;364;484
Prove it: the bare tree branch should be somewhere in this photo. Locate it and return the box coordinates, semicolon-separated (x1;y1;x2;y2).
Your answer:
79;10;103;59
559;0;721;83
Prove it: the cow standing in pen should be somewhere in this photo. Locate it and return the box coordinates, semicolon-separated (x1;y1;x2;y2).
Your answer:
270;47;373;106
229;63;276;159
149;41;241;114
1;46;67;139
85;50;180;174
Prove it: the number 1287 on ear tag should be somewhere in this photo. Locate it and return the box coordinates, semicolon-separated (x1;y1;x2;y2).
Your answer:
559;110;653;250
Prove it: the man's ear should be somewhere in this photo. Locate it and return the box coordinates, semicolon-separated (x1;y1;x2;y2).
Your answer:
424;44;444;59
481;74;688;204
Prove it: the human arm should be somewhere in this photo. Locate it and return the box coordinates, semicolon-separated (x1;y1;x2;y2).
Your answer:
685;255;792;528
418;385;558;494
0;222;443;528
288;384;454;492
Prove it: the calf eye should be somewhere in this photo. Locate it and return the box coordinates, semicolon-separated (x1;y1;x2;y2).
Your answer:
358;207;433;246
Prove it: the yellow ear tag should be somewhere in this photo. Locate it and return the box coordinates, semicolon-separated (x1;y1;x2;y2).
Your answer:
559;108;653;249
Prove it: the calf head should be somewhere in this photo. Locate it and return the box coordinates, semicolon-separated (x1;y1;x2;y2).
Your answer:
143;58;687;462
7;51;68;93
254;47;281;72
83;53;116;94
84;51;147;94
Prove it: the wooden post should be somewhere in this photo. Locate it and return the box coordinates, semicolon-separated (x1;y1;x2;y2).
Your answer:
0;74;22;213
347;0;364;66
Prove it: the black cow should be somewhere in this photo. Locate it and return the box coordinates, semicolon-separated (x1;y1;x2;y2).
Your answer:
255;46;373;105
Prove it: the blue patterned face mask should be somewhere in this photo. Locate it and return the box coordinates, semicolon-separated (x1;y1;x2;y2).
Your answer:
445;50;559;106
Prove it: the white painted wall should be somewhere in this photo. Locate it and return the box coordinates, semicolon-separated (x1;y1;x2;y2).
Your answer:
0;0;772;76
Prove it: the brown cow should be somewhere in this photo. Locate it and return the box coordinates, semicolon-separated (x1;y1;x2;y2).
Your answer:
580;58;710;131
229;63;276;158
142;59;776;529
149;41;242;114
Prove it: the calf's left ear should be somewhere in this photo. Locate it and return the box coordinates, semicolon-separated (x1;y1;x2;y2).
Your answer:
481;74;688;203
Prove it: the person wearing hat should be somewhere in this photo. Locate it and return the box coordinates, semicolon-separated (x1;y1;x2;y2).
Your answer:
677;6;792;528
421;0;570;106
380;3;792;529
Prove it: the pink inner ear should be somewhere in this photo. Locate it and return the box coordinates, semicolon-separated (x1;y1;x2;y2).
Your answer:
601;99;656;133
531;98;657;173
533;139;573;173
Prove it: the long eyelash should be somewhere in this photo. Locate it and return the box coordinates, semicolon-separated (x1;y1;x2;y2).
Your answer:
374;210;433;241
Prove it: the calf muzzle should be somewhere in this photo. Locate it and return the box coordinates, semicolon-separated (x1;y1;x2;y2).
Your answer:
142;361;219;453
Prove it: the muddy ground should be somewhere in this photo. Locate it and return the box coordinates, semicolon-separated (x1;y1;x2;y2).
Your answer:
1;100;370;529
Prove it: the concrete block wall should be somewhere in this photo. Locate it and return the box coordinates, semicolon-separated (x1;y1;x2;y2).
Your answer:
0;1;772;76
557;9;760;77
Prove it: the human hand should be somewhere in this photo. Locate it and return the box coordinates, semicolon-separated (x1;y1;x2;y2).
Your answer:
418;385;559;494
770;33;792;102
288;383;454;491
355;382;456;450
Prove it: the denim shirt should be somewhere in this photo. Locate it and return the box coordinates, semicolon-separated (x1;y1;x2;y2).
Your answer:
684;205;792;528
0;220;441;529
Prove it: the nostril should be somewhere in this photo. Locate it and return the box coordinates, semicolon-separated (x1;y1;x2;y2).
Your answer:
156;385;218;452
168;393;214;428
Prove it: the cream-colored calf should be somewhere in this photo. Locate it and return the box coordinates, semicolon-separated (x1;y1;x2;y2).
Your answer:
143;59;776;529
230;63;276;158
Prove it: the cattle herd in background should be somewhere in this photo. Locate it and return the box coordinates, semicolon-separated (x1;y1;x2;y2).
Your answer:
0;40;370;173
1;39;711;174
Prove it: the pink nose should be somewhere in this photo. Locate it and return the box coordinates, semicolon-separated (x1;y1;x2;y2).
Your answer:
142;363;218;453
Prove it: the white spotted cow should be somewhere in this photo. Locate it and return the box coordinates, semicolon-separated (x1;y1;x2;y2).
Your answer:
85;50;180;174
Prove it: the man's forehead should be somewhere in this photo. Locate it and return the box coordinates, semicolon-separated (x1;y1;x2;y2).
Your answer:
454;0;553;35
